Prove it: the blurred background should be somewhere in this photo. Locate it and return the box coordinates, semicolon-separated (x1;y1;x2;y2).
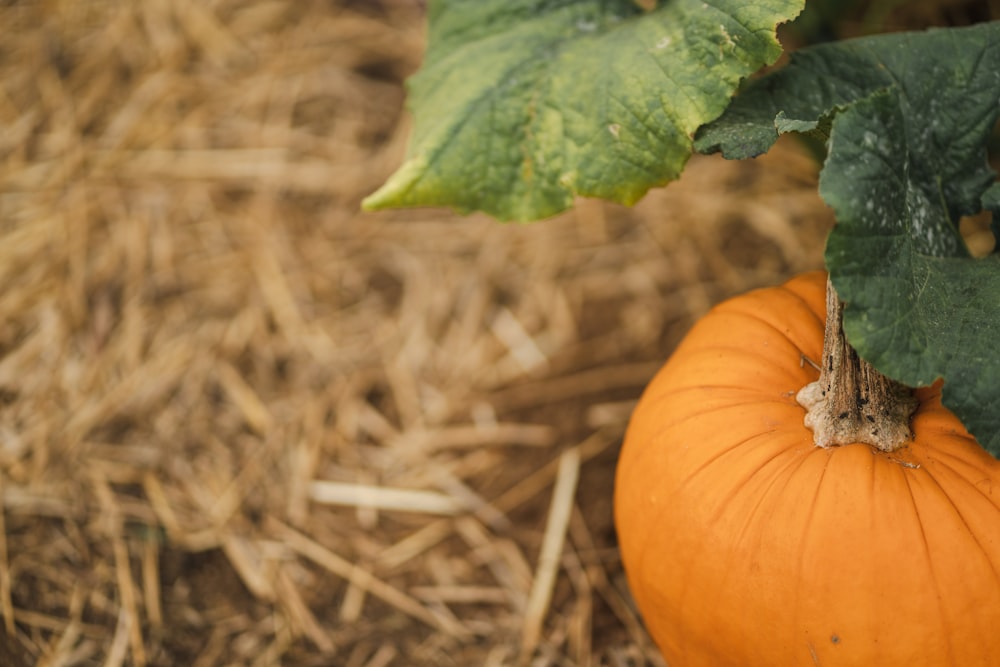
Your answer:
0;1;990;665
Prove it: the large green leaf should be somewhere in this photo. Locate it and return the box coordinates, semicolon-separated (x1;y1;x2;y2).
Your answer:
363;0;804;221
698;23;1000;455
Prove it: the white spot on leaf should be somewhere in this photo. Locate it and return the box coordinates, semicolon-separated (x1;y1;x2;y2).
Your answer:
720;25;736;50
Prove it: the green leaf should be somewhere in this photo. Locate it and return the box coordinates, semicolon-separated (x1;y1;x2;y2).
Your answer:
693;35;899;157
363;0;804;221
698;23;1000;455
823;91;1000;457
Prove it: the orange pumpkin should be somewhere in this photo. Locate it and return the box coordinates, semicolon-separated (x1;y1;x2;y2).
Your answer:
614;271;1000;666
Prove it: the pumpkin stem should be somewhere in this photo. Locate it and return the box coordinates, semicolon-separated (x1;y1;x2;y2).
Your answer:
796;277;917;452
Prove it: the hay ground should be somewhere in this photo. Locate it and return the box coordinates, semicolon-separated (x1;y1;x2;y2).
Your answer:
0;2;841;665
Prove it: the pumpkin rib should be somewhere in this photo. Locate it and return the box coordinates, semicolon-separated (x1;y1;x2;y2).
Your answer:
725;438;820;577
744;434;818;516
775;282;827;325
699;430;805;525
727;282;826;352
774;273;828;305
914;429;1000;513
916;456;1000;591
631;425;784;565
922;450;1000;514
642;379;793;399
643;395;801;435
645;383;793;396
685;308;808;349
900;470;957;665
625;408;808;612
669;434;822;666
719;290;824;340
724;277;825;321
679;308;822;369
690;278;824;328
664;341;809;370
654;355;811;396
630;392;804;451
791;446;832;661
671;414;796;486
627;426;811;652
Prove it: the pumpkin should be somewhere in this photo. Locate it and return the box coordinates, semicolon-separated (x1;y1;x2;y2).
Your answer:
614;271;1000;666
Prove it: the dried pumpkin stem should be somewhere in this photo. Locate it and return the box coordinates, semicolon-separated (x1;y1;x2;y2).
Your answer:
796;277;917;452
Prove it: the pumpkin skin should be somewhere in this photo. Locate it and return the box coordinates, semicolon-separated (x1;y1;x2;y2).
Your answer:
614;271;1000;667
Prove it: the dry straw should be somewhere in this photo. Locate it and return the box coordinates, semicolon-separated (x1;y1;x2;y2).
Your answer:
0;0;832;665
